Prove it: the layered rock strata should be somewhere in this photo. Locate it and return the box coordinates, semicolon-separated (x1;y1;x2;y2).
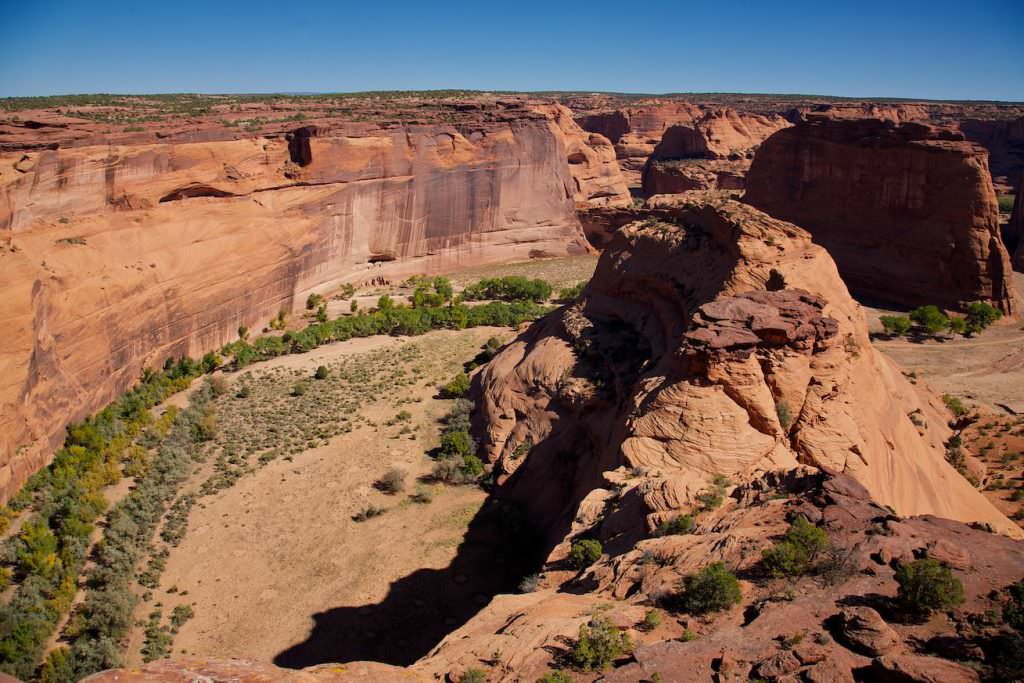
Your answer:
471;197;1018;541
744;116;1017;313
0;104;609;500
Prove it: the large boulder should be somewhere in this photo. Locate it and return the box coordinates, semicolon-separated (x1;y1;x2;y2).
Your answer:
744;116;1017;313
472;197;1019;541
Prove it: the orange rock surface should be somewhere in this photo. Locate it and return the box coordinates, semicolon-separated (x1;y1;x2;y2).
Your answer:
471;197;1019;538
0;100;626;500
745;116;1018;313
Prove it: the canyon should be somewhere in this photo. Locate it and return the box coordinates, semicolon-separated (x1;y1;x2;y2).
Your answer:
2;92;1024;683
0;98;623;501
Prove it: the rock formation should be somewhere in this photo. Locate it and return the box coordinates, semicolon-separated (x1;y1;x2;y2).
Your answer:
641;159;747;196
1010;172;1024;271
577;104;789;188
0;102;608;500
472;197;1018;539
744;116;1017;313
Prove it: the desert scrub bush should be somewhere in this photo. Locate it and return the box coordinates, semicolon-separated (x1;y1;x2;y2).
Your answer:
998;195;1016;213
376;468;407;494
314;365;329;380
438;430;474;459
1004;580;1024;631
518;573;540;593
775;401;794;430
568;538;603;570
458;669;487;683
895;558;964;615
639;608;663;632
942;394;968;418
536;671;573;683
964;301;1002;334
761;516;831;577
306;293;324;310
674;562;742;615
431;455;484;484
909;305;949;335
170;604;194;631
559;282;585;300
880;315;912;336
696;474;730;511
569;615;632;671
353;505;387;522
291;382;308;397
141;610;172;662
440;372;471;398
654;514;694;537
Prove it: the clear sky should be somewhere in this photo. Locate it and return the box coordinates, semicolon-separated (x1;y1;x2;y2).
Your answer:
1;0;1021;101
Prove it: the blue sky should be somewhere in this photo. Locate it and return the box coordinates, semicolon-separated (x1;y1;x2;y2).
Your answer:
1;0;1021;100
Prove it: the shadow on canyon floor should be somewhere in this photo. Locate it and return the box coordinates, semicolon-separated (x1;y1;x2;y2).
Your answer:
273;496;543;668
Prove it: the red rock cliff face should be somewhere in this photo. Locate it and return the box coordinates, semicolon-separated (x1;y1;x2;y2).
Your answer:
0;110;593;500
1009;172;1024;272
744;116;1017;313
472;198;1019;544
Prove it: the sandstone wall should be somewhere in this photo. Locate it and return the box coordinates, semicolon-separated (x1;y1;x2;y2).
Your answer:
472;198;1019;545
1010;172;1024;271
744;116;1017;313
0;113;594;500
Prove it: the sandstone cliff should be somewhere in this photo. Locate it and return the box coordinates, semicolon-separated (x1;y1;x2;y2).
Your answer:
744;116;1017;313
472;197;1018;541
1010;172;1024;272
0;105;604;500
577;104;788;187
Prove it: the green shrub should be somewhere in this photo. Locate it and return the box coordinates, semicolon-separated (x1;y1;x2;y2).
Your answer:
675;562;742;614
909;305;949;334
655;514;694;537
761;516;830;577
965;302;1002;334
291;382;307;397
776;401;794;430
536;671;573;683
639;608;663;631
998;195;1016;213
462;276;552;303
306;293;324;310
880;315;912;336
569;616;631;671
438;430;474;459
894;559;964;615
1004;580;1024;631
942;394;967;418
441;372;471;398
568;539;603;570
696;474;730;511
314;365;329;380
559;282;585;300
458;669;487;683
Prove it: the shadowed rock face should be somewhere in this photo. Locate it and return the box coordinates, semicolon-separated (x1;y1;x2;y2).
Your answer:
744;116;1017;314
1010;172;1024;271
0;104;614;500
471;198;1019;543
